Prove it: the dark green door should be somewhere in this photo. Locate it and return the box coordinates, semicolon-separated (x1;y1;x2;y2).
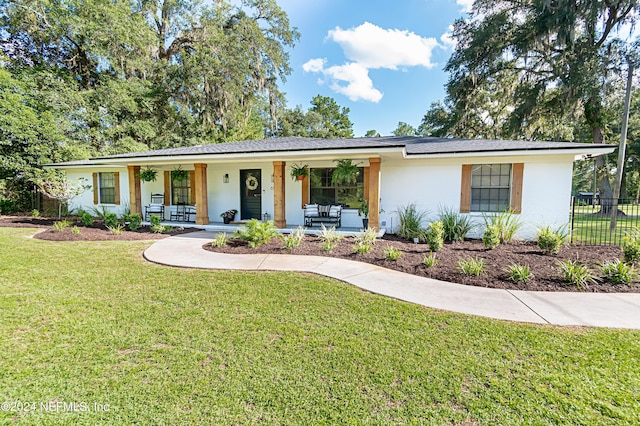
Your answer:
240;169;262;220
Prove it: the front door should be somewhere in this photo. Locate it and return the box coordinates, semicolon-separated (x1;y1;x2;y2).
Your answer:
240;169;262;220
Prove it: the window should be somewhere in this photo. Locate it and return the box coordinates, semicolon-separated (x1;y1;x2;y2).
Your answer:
309;167;364;208
171;172;192;205
98;172;116;204
470;164;511;212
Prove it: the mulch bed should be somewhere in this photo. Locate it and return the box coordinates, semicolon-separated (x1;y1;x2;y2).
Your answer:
0;215;197;241
203;233;636;293
3;214;635;292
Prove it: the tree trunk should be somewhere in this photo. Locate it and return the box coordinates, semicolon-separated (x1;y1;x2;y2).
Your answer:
593;125;614;214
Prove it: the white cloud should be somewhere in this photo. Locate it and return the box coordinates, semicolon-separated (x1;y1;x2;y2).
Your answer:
440;25;456;49
327;22;439;70
456;0;474;13
303;22;441;102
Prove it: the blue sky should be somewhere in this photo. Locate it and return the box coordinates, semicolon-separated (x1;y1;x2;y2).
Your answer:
277;0;473;137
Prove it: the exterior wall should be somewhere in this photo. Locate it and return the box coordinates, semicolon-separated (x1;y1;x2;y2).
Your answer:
379;154;575;240
66;168;129;217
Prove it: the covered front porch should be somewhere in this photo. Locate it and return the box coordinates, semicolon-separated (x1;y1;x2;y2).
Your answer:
127;157;383;231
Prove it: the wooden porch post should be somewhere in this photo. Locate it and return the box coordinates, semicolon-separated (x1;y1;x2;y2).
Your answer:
194;163;209;225
273;161;286;228
127;165;142;215
368;158;381;229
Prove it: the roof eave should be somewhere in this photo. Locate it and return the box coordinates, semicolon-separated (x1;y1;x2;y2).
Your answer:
403;146;616;160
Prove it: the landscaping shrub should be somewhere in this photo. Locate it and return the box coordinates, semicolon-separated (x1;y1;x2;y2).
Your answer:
71;225;81;235
318;224;343;252
78;210;94;227
212;232;228;248
422;252;438;268
537;226;567;255
482;225;501;250
127;213;142;231
438;206;474;242
107;224;125;235
621;230;640;263
601;260;638;285
104;212;119;228
421;221;445;252
484;210;522;243
53;220;71;232
557;259;598;290
149;215;162;226
31;209;40;218
383;246;402;261
234;219;281;248
397;203;428;240
353;228;377;254
457;256;485;276
283;226;305;250
505;264;533;283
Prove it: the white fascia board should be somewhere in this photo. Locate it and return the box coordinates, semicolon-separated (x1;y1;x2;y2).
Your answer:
403;147;615;160
45;164;128;170
75;147;405;166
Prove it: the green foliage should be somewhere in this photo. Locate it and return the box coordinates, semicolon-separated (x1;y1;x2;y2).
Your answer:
484;211;522;243
318;224;343;252
88;205;109;220
53;220;71;233
78;210;94;227
331;159;361;186
127;213;142;231
151;224;170;234
276;95;354;138
422;252;438;268
71;225;81;235
558;260;598;290
621;230;640;263
283;226;305;250
30;209;40;218
397;203;428;240
421;221;445;252
601;260;638;285
139;167;158;182
537;226;568;255
438;206;474;242
107;224;125;235
104;212;119;229
234;219;281;248
149;215;162;227
505;264;533;284
290;164;309;181
457;257;486;276
212;232;228;248
171;166;189;182
391;121;416;136
0;195;18;214
383;246;402;261
482;225;501;250
352;228;378;254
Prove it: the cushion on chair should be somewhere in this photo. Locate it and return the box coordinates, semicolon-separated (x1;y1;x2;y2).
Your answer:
305;204;319;217
318;205;330;217
329;206;341;218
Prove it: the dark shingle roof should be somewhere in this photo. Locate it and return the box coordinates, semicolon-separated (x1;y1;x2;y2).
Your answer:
49;136;612;166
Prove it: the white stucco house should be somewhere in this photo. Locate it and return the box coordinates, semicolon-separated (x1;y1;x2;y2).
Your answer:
48;136;614;239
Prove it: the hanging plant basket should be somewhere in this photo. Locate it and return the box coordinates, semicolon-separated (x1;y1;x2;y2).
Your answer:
290;163;309;182
331;159;360;186
171;166;189;182
139;167;158;182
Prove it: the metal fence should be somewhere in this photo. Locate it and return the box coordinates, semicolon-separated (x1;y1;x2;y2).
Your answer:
570;197;640;245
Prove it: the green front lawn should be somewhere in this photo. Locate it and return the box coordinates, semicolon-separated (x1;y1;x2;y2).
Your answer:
1;227;639;424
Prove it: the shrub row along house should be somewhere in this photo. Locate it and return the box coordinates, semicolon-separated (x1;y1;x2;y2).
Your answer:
48;136;613;239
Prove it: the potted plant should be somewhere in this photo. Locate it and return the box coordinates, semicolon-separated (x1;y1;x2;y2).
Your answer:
358;198;369;229
171;166;189;182
290;163;309;181
139;167;158;182
331;159;360;185
220;209;238;224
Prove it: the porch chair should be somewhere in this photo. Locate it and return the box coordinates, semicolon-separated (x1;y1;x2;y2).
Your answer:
170;202;186;222
145;193;165;221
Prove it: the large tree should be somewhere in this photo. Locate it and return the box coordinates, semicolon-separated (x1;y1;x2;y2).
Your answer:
442;0;639;203
276;95;354;138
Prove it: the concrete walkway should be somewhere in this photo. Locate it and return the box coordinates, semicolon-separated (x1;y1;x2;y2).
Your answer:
144;231;640;330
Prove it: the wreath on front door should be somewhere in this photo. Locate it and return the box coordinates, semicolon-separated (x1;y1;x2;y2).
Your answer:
246;175;259;190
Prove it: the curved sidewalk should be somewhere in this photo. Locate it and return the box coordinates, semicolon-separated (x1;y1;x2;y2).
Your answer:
144;231;640;330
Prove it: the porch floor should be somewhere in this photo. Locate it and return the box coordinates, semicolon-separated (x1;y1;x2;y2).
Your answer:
145;220;386;238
